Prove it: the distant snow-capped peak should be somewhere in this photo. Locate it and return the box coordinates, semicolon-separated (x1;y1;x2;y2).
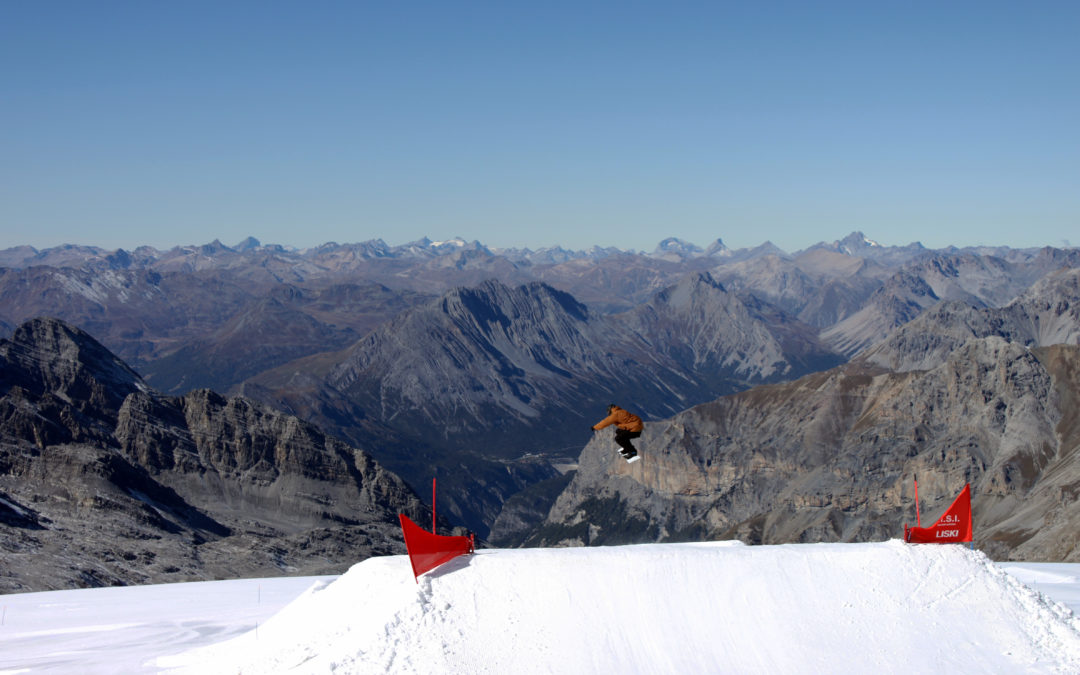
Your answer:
652;238;705;259
838;231;880;255
430;237;468;248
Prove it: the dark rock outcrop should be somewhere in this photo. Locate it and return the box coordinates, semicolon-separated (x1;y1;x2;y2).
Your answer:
0;318;428;592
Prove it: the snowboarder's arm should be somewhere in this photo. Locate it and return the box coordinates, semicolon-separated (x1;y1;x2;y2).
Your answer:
592;413;618;431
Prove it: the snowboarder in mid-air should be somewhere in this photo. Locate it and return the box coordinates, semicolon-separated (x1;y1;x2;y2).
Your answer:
591;404;643;463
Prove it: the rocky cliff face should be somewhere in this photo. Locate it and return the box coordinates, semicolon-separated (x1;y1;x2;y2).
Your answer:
859;267;1080;372
0;318;428;592
624;273;812;382
529;337;1080;561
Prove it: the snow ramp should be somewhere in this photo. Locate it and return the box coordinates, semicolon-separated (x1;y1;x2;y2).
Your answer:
160;540;1080;674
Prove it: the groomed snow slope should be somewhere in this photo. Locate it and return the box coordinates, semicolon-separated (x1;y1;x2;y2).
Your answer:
160;540;1080;674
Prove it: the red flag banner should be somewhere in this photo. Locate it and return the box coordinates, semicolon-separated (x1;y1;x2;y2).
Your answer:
904;483;973;544
398;514;474;580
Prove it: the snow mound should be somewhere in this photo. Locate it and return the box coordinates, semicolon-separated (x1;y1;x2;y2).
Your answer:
160;540;1080;674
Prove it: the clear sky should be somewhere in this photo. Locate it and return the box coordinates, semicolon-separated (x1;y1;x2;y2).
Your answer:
2;1;1077;254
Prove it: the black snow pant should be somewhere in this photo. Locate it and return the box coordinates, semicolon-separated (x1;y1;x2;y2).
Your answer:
614;428;642;454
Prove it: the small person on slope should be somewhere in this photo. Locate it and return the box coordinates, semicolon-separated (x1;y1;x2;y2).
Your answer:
591;404;643;463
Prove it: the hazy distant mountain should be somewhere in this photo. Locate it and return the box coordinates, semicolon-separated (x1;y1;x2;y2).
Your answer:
821;266;947;357
803;231;928;266
820;251;1079;357
711;250;887;329
859;267;1080;372
140;294;359;394
0;264;430;394
0;245;38;268
622;272;842;382
703;238;731;258
1;232;1068;273
233;236;262;252
651;237;705;261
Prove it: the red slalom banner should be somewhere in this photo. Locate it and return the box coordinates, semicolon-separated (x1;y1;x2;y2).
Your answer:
398;514;474;581
904;483;973;544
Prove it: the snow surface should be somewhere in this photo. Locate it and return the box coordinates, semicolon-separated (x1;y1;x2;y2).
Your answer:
3;541;1080;674
0;575;337;674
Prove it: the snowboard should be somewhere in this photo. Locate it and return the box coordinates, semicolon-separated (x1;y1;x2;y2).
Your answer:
618;449;641;464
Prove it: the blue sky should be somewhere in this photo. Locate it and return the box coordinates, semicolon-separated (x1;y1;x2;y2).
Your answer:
2;1;1077;253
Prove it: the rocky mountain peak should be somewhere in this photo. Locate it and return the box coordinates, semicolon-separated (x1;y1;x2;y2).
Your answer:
1;317;148;415
442;279;589;325
200;239;232;255
838;231;879;254
704;238;730;257
233;236;262;252
652;271;727;309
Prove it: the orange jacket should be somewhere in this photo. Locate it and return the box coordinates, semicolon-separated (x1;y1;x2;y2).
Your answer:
592;406;643;432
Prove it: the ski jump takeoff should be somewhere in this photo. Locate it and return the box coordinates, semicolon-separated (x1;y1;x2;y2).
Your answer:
591;404;643;463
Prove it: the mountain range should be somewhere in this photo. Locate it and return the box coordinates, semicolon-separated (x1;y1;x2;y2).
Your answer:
3;232;1080;589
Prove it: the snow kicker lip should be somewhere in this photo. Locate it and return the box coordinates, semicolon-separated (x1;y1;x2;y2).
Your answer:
164;541;1080;674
